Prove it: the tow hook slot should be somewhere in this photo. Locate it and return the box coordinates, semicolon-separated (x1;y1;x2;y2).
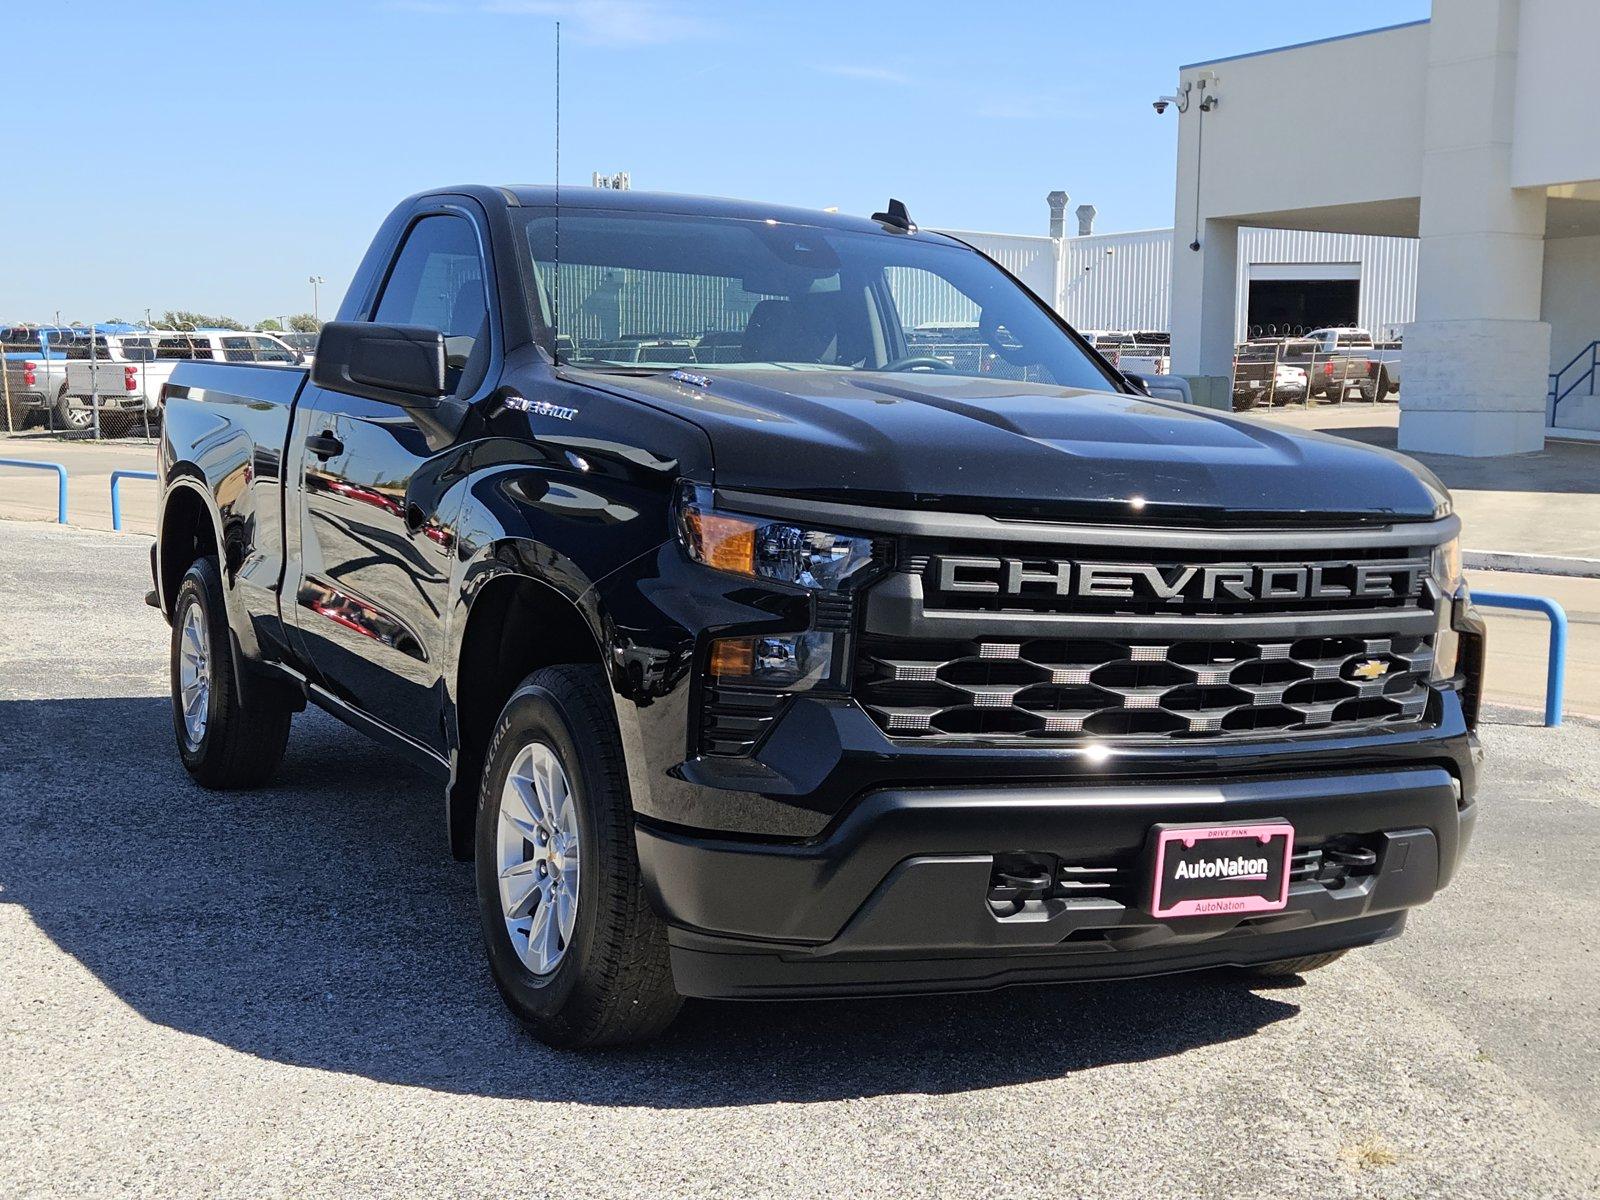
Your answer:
988;853;1057;913
1307;842;1380;889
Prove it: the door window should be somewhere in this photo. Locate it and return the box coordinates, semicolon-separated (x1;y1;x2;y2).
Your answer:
373;214;490;396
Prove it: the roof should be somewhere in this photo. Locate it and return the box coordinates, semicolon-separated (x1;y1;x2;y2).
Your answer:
1182;19;1427;71
424;184;963;244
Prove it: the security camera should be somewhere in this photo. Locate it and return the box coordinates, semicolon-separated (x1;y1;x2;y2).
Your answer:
1152;98;1171;115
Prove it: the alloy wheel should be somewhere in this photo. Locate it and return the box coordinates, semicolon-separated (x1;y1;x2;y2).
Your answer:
177;601;211;749
496;742;581;975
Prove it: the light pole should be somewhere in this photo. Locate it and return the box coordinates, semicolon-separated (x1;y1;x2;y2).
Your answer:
308;275;325;322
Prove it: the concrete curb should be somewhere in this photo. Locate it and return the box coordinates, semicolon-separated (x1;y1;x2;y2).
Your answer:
1464;550;1600;579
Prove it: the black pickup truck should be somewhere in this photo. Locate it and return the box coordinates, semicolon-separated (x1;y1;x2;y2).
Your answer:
153;186;1484;1047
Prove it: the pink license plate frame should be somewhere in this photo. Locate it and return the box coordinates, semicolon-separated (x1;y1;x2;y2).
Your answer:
1149;822;1294;919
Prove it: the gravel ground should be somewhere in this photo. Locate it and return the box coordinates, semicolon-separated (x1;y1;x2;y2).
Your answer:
1;520;1596;1199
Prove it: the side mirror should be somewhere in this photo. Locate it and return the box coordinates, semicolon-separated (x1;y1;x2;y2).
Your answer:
311;321;447;408
1123;371;1154;396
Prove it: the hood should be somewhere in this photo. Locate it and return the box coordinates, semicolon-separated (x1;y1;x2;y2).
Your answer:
570;368;1450;525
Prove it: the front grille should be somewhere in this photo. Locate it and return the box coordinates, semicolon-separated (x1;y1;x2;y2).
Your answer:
855;524;1445;744
912;542;1429;618
857;633;1432;740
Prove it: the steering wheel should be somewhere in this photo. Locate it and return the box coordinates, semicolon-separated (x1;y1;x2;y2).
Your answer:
880;355;955;373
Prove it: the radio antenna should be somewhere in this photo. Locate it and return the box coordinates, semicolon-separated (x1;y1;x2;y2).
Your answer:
552;19;562;365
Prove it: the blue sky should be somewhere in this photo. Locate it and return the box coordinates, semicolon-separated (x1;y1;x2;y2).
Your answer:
5;0;1426;324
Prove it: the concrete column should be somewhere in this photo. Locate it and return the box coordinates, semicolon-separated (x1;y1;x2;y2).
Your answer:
1401;0;1550;456
1170;218;1239;405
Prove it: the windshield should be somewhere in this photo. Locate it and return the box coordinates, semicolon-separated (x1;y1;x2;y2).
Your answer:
516;209;1118;389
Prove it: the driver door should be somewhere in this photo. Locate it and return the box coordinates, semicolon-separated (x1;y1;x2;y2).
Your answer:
289;208;492;753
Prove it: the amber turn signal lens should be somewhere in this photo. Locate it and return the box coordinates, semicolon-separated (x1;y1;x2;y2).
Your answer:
708;636;756;677
684;511;757;576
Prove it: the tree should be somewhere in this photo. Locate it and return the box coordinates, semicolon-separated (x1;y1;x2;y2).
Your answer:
286;313;323;333
160;309;246;331
258;318;283;331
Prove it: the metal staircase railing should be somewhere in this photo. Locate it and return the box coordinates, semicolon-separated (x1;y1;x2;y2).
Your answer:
1548;340;1599;423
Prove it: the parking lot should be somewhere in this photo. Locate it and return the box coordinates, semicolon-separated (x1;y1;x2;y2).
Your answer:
1;517;1596;1198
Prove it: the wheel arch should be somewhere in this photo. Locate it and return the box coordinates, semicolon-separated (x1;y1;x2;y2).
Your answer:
157;476;222;619
158;473;293;715
446;565;609;860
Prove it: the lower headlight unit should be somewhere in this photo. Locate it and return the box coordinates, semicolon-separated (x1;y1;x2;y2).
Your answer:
709;631;836;691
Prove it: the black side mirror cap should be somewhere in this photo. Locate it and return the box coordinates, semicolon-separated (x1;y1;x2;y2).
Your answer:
1123;371;1154;396
311;321;448;408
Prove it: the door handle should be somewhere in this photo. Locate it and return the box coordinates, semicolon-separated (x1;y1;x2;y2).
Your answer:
306;430;344;460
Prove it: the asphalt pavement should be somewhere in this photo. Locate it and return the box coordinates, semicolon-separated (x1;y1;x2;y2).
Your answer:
1;520;1596;1198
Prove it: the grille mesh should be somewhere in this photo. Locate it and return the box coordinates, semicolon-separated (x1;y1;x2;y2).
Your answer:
857;633;1432;740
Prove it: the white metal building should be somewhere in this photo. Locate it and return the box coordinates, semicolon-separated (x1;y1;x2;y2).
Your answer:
945;224;1419;344
1167;0;1600;454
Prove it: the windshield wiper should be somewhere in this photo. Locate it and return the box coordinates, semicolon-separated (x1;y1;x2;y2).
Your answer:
566;363;677;376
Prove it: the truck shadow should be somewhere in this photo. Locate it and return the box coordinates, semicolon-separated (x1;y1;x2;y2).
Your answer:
0;696;1300;1107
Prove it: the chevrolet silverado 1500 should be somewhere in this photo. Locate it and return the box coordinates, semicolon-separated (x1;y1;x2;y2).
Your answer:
152;186;1484;1047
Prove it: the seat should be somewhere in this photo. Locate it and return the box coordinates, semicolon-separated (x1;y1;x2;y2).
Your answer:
741;295;839;364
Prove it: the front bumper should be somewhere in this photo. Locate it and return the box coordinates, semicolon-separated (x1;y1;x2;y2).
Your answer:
638;764;1472;999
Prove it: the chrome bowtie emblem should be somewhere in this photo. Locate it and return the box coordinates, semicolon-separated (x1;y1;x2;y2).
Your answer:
1351;659;1390;681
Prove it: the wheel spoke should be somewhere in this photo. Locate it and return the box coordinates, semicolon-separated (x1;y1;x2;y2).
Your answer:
555;886;577;941
527;891;555;971
552;783;577;840
502;774;541;837
538;896;563;969
499;860;542;919
534;752;563;821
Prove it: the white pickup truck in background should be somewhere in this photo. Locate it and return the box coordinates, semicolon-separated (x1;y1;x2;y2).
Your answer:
1302;326;1401;400
63;330;303;429
1082;330;1171;375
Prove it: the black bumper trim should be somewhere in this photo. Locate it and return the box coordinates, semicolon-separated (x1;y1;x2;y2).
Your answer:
666;912;1409;1000
635;767;1470;999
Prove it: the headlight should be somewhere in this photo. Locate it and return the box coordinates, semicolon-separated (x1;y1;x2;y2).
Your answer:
1431;536;1462;595
1431;535;1464;681
675;483;874;591
708;631;835;690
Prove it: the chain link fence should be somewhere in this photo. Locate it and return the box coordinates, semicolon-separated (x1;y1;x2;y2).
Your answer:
2;324;309;443
1230;335;1403;414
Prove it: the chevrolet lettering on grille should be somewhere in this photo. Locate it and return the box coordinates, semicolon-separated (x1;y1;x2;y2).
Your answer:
932;556;1428;604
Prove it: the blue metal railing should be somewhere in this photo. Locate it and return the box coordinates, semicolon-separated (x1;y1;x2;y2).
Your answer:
1472;591;1567;727
1548;340;1599;422
0;458;68;524
109;469;157;531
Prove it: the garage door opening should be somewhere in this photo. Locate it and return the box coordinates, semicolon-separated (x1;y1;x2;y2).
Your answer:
1246;261;1364;338
1247;278;1361;337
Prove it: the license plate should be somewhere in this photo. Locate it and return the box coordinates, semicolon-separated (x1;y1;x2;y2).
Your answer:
1248;380;1263;388
1148;822;1293;918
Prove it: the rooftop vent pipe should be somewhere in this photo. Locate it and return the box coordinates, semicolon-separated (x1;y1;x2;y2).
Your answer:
1046;191;1069;239
1076;204;1097;237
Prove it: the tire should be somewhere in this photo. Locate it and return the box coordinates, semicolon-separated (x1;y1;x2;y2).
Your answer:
476;664;681;1048
1375;368;1392;399
54;391;94;431
170;556;292;788
2;388;27;431
1242;949;1349;978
